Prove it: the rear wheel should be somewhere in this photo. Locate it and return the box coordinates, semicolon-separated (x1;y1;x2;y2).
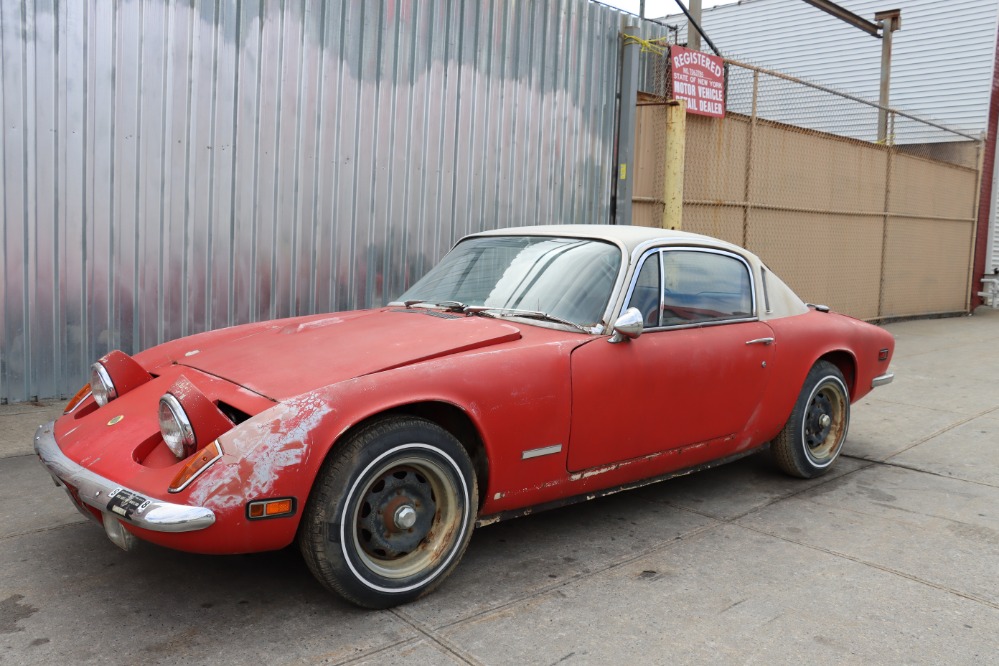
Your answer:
299;416;477;608
772;361;850;479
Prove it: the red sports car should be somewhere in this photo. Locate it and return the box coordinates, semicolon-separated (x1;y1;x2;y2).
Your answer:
35;225;894;608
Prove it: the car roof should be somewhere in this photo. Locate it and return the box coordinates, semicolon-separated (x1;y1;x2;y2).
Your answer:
467;224;749;258
466;224;809;321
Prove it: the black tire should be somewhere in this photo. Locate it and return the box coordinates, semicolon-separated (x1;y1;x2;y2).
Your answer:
772;361;850;479
298;416;477;609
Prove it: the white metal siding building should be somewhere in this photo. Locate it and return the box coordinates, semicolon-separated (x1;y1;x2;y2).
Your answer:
664;0;999;272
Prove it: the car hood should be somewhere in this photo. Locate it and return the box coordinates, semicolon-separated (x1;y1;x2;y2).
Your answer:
164;309;523;401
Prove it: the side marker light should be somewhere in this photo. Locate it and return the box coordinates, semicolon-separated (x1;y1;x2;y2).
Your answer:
247;498;296;520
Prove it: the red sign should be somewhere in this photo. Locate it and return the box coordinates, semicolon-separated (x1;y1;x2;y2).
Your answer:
670;46;725;117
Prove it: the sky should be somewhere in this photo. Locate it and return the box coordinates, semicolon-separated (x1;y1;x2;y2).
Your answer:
599;0;740;20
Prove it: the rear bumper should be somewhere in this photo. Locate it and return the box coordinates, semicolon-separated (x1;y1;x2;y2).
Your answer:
871;372;895;388
34;422;215;533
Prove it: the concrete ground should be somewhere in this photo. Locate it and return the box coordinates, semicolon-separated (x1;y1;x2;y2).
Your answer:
1;310;998;665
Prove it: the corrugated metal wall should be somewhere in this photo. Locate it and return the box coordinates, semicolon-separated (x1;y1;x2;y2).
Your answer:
0;0;634;403
665;0;998;139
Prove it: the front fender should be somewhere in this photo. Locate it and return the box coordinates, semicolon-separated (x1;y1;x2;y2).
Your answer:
163;336;578;552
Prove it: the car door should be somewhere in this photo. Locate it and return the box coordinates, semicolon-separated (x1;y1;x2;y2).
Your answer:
567;247;775;473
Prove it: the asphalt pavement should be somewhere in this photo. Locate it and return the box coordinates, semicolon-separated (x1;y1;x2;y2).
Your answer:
2;309;998;665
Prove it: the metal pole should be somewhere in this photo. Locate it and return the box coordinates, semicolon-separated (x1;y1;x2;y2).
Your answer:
616;18;641;225
742;70;759;247
673;1;722;56
877;22;893;143
688;0;702;51
876;10;900;144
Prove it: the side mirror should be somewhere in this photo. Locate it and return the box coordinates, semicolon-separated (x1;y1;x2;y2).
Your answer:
608;307;644;344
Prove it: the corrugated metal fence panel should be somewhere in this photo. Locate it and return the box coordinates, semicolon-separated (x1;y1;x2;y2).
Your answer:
0;0;631;403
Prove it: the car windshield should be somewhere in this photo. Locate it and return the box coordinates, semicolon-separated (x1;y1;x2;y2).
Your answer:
395;235;622;329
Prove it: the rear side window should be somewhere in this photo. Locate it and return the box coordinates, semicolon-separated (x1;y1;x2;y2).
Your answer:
660;250;753;325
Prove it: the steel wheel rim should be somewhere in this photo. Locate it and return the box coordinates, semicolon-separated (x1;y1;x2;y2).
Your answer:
348;453;463;581
802;378;848;465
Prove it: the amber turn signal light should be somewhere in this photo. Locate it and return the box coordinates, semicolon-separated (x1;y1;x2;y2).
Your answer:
168;440;224;494
246;498;296;520
63;384;92;414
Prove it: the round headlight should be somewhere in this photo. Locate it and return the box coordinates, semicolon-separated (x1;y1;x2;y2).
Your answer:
90;363;117;406
159;394;196;459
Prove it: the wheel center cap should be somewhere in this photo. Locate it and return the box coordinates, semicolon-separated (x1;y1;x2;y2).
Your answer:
819;414;831;428
394;505;418;530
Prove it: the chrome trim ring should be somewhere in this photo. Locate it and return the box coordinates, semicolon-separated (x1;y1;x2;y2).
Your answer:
34;422;215;533
90;363;117;406
159;393;196;458
871;372;895;388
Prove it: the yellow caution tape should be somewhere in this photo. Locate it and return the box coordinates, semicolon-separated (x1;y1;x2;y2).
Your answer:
621;33;672;56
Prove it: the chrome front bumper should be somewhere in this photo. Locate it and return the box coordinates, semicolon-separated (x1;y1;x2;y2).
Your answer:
871;372;895;388
34;422;215;533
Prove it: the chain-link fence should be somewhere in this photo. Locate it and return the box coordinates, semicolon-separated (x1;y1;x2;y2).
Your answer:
632;42;982;322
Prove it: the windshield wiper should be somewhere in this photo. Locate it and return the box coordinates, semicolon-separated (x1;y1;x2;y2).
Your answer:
402;299;468;312
465;306;591;333
400;301;592;333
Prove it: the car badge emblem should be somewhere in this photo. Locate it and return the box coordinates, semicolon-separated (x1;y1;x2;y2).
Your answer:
107;415;125;426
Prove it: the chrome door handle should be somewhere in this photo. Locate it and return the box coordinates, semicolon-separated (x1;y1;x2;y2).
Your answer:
745;337;775;345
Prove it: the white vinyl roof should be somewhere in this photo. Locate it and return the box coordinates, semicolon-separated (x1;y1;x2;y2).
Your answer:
470;224;749;257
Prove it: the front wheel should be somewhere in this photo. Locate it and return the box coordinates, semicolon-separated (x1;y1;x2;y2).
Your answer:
299;416;477;608
772;361;850;479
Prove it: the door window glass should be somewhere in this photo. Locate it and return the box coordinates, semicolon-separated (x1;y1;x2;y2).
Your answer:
660;251;753;325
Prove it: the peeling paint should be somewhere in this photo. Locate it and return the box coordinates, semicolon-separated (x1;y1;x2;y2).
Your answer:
280;317;344;335
475;515;502;528
189;395;333;512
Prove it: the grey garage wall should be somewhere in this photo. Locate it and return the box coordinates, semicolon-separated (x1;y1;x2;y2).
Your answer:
0;0;638;403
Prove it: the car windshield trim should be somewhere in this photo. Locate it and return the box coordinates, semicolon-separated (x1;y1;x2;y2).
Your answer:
392;235;625;333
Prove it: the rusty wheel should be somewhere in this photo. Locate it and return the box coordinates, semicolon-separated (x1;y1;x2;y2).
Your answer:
772;361;850;479
299;417;477;609
349;452;464;582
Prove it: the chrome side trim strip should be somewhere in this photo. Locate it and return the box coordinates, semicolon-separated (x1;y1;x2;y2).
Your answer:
871;372;895;388
521;444;563;460
33;422;216;533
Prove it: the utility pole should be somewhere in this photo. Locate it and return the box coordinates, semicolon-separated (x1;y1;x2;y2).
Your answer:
688;0;702;51
876;9;902;143
800;2;902;143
